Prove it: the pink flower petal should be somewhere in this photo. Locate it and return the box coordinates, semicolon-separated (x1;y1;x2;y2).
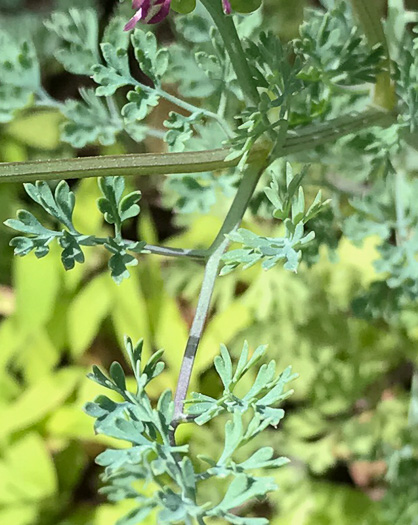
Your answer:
124;9;143;31
146;0;171;24
132;0;146;8
125;0;171;29
222;0;232;14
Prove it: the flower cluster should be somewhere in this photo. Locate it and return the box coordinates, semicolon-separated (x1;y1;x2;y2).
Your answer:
124;0;232;30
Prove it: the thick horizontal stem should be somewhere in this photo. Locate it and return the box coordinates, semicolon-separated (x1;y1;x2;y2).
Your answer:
0;109;394;185
0;148;245;184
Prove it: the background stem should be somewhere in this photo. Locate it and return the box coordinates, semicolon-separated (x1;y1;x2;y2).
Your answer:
349;0;396;110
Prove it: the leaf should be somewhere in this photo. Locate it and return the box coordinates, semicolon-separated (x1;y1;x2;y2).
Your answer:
93;39;133;96
143;349;165;385
110;362;127;392
97;177;142;227
214;344;233;390
164;111;203;152
131;28;168;85
180;457;196;498
44;9;99;75
295;2;385;87
218;411;243;464
0;31;40;123
106;240;140;284
98;177;125;226
61;88;122;148
13;251;61;333
211;474;276;515
0;433;57;504
0;368;80;439
234;343;268;384
116;506;155;525
167;44;218;98
238;448;289;470
122;87;160;124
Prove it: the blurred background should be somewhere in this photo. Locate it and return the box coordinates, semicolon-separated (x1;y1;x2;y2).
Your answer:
0;0;418;524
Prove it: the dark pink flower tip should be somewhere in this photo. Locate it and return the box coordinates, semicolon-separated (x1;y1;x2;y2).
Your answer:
124;0;171;31
222;0;232;14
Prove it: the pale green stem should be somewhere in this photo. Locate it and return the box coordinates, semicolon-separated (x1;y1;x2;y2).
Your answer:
93;238;207;260
172;161;265;423
151;84;233;138
144;244;207;260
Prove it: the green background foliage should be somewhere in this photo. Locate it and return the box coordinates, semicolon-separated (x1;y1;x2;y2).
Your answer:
0;0;417;524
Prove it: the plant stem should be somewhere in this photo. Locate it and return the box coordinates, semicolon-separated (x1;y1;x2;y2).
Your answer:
144;244;207;260
349;0;396;110
200;0;259;107
93;238;208;260
172;160;266;424
0;109;393;184
151;85;233;138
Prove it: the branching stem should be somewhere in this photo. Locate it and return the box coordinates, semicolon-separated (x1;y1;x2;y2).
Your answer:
172;160;266;425
0;109;393;184
151;85;233;138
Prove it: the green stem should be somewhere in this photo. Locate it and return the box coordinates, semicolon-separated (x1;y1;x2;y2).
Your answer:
94;238;208;260
172;161;265;423
349;0;396;110
200;0;259;106
151;85;233;138
0;109;394;184
144;244;207;260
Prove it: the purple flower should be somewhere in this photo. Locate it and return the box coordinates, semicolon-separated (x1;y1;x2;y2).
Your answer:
124;0;171;30
222;0;232;14
124;0;233;31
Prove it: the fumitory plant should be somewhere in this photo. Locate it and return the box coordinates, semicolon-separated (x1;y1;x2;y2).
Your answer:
0;0;418;523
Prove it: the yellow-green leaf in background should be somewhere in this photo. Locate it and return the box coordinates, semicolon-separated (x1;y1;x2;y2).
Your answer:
72;177;105;236
197;301;252;374
0;432;57;504
14;250;62;334
272;481;382;525
0;506;38;525
110;268;152;358
153;288;189;391
68;273;112;358
6;110;62;150
0;368;81;439
15;328;60;384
